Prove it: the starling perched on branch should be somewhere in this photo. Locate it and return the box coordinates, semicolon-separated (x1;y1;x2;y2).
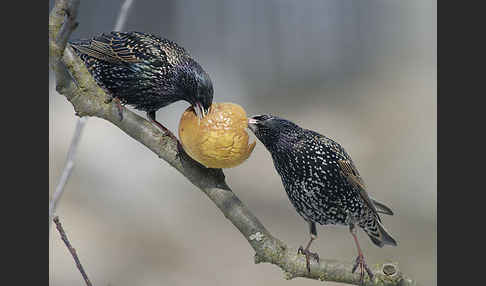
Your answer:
248;114;397;283
69;31;213;135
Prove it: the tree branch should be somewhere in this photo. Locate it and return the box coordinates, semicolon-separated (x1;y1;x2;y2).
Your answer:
49;1;416;285
49;116;86;230
53;216;93;286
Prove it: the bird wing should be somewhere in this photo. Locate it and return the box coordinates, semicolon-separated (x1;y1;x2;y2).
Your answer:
311;133;389;218
337;159;381;220
70;32;142;64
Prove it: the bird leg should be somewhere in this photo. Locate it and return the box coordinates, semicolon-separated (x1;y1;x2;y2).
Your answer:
298;221;320;273
147;111;177;140
349;224;374;284
147;111;186;160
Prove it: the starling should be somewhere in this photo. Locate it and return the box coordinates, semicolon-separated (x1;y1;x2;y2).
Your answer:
248;114;397;282
69;31;214;135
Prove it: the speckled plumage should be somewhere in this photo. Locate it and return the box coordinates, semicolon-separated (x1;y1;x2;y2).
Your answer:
69;31;213;123
248;114;396;278
249;114;396;244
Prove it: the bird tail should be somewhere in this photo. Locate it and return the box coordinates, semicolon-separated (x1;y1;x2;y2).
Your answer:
371;198;394;216
367;220;397;248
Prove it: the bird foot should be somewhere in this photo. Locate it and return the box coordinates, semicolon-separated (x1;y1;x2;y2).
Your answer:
148;120;178;141
104;96;124;121
150;121;185;162
298;246;319;273
103;96;113;104
352;254;373;285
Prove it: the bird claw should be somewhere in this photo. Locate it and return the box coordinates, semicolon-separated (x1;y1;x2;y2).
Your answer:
352;254;373;285
104;96;124;121
298;246;320;273
103;97;113;104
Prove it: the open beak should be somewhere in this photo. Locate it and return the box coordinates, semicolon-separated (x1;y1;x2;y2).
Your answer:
248;118;259;124
247;116;259;132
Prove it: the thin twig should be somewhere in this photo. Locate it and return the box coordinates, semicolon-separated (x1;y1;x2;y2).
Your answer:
49;0;135;232
49;117;86;230
114;0;135;31
53;216;93;286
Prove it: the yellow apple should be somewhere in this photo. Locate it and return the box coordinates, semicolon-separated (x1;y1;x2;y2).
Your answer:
178;102;256;168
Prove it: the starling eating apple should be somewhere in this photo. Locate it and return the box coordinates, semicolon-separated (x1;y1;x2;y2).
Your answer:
69;31;213;134
248;114;397;283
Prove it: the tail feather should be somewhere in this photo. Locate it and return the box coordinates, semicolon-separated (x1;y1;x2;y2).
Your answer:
371;198;394;216
368;220;397;248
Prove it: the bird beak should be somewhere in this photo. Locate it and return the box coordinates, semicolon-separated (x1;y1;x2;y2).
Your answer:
193;102;205;119
248;118;258;124
247;116;259;132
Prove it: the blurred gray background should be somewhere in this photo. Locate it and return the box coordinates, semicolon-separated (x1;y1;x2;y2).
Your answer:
49;0;436;285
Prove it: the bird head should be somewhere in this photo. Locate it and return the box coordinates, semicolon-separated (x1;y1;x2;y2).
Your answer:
189;63;214;119
248;114;301;150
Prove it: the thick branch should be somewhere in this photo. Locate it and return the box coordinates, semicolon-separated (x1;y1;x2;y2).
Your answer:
49;1;416;285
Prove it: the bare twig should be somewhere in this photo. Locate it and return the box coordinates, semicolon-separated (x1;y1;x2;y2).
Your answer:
49;0;135;232
49;1;416;285
49;117;86;229
114;0;135;31
53;216;93;286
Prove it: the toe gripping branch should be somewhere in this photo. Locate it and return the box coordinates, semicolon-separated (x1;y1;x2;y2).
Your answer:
298;243;320;273
350;223;374;284
299;224;320;273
